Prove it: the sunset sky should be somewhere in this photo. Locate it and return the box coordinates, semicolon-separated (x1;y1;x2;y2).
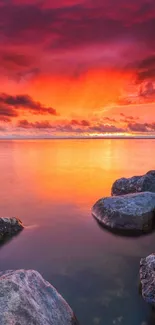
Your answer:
0;0;155;137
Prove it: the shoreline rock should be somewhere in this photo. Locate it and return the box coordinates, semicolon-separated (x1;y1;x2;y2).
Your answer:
0;217;24;241
92;192;155;234
111;170;155;196
140;254;155;307
0;269;78;325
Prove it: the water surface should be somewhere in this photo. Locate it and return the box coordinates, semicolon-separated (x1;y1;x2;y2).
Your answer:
0;139;155;325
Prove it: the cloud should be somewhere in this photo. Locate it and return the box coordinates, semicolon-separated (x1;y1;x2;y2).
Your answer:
1;0;155;137
17;118;125;133
0;116;11;122
128;122;149;132
0;104;18;121
136;55;155;83
1;52;32;68
0;125;6;131
0;50;40;80
88;124;125;133
0;93;57;115
139;81;155;98
120;113;139;123
1;0;155;79
103;117;116;122
128;122;155;132
117;79;155;106
18;120;53;129
70;119;90;126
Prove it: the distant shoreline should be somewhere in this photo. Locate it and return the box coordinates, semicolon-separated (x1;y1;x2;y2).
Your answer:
0;137;155;140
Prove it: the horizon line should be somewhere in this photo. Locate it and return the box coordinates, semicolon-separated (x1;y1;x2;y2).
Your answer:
0;135;155;140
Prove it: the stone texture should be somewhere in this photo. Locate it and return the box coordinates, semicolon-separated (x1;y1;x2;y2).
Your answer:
140;254;155;307
111;170;155;196
0;217;23;240
0;269;78;325
92;192;155;234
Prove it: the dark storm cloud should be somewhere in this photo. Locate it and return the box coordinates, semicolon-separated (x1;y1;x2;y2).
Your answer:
0;0;155;81
136;55;155;83
1;0;155;87
138;55;155;70
0;93;57;115
0;0;155;51
0;3;124;48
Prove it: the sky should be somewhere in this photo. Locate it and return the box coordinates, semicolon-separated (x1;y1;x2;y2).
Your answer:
0;0;155;137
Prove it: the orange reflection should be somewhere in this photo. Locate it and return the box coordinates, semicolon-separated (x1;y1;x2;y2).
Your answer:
8;139;155;210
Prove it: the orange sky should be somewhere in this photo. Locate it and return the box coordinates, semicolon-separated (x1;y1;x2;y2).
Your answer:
0;0;155;137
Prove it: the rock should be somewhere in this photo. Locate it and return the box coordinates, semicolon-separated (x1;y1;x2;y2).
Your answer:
111;170;155;196
0;217;24;240
140;254;155;307
0;269;78;325
92;192;155;234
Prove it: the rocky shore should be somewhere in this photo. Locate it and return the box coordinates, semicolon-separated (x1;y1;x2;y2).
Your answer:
92;170;155;309
0;218;78;324
92;170;155;235
2;171;155;321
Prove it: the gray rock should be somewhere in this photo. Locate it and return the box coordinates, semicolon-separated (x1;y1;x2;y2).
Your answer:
92;192;155;234
0;269;78;325
111;170;155;196
140;254;155;307
0;217;23;240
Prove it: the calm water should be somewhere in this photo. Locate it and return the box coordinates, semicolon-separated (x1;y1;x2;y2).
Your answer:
1;139;155;325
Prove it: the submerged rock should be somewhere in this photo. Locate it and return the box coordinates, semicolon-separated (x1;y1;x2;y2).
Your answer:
140;254;155;307
92;192;155;234
0;217;23;240
0;269;78;325
111;170;155;196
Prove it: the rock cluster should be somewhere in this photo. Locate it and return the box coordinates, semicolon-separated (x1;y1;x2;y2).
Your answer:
92;170;155;308
92;170;155;235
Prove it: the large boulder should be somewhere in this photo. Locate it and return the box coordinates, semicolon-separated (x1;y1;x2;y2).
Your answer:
92;192;155;234
111;170;155;196
140;254;155;307
0;217;23;240
0;269;78;325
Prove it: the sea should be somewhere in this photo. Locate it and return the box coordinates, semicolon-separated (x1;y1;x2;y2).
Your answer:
0;139;155;325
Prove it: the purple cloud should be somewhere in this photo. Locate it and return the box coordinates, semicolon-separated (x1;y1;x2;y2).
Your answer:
0;93;57;115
